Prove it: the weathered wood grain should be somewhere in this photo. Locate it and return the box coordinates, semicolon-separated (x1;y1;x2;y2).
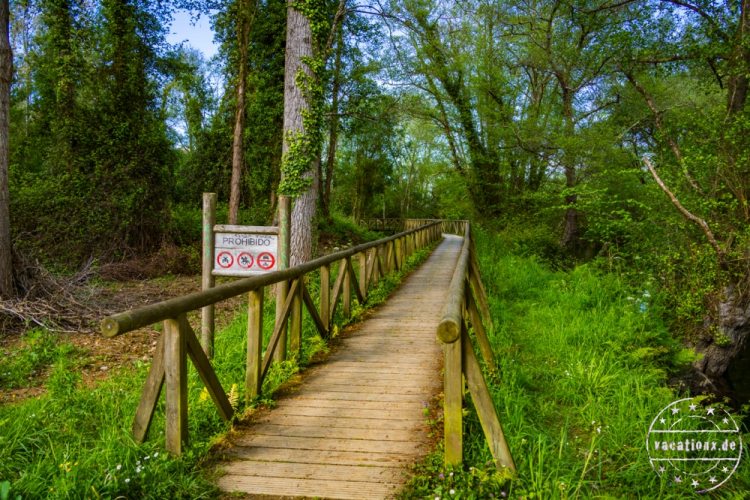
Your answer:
218;235;464;499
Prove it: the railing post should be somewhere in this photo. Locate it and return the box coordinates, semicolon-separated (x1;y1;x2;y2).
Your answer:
201;193;217;358
275;195;291;363
290;278;303;356
246;287;264;401
359;252;367;300
165;314;189;456
444;329;463;466
343;259;351;319
321;264;330;330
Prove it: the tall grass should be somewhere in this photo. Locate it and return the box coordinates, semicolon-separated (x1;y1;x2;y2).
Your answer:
403;228;750;499
0;244;438;499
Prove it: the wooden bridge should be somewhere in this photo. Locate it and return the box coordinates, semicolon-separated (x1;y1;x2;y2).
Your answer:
100;219;514;499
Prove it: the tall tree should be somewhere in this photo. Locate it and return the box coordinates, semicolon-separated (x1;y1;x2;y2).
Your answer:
0;0;10;297
228;0;255;224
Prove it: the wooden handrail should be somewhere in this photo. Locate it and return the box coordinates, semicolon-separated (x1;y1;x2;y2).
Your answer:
100;218;444;456
100;221;441;338
438;221;516;472
437;223;471;343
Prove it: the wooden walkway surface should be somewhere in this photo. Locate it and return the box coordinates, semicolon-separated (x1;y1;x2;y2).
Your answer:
217;234;463;499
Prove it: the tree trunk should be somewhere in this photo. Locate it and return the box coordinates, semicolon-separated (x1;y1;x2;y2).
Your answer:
321;28;342;221
228;3;251;225
559;86;580;249
0;0;11;299
283;0;317;266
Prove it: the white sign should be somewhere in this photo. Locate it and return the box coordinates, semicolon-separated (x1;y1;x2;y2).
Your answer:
213;232;278;275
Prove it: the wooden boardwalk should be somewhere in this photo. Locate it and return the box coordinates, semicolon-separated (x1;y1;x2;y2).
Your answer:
217;235;463;499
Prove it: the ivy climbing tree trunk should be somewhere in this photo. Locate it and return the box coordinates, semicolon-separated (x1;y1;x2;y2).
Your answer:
283;0;317;266
0;0;11;299
229;0;253;225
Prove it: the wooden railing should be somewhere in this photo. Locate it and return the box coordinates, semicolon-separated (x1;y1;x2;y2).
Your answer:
437;222;516;472
361;218;468;235
100;221;442;455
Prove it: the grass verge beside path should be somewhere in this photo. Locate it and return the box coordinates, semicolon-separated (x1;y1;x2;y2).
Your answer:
0;242;439;499
402;228;750;499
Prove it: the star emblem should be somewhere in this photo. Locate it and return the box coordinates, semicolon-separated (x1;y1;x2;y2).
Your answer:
722;466;729;473
672;407;679;414
692;479;699;487
723;418;729;425
660;417;666;424
689;404;697;411
709;476;717;483
707;407;715;415
659;466;666;473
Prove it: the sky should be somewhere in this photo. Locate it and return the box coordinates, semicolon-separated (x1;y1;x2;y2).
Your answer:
166;10;219;59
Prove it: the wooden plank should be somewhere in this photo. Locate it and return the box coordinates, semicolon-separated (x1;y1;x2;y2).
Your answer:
201;193;217;358
246;288;263;401
465;278;497;371
260;278;300;384
252;414;426;431
302;281;328;337
343;257;351;319
220;461;409;483
320;264;330;329
184;319;234;421
329;260;348;321
132;332;165;443
347;257;365;305
290;277;303;356
164;315;188;455
366;246;378;288
469;242;493;331
224;445;415;467
218;475;401;499
359;251;368;300
280;398;423;411
283;391;427;403
462;328;515;471
444;325;463;466
271;405;425;421
213;224;279;235
235;434;428;455
247;424;419;442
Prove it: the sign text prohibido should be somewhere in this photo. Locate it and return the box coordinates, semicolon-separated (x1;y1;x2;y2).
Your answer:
211;225;278;276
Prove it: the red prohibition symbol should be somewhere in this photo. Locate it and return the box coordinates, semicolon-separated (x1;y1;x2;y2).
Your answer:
237;252;254;269
257;252;275;270
216;252;234;268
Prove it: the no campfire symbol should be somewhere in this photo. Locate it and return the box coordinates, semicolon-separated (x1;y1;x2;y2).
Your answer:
216;252;234;268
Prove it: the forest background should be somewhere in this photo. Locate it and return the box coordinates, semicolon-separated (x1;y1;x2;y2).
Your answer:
2;0;750;391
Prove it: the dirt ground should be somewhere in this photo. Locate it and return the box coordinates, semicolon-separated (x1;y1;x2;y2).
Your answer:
0;275;249;403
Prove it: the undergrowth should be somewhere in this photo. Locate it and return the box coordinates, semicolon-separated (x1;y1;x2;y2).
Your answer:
0;241;439;499
401;227;750;499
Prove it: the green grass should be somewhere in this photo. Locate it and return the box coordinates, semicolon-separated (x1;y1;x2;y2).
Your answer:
402;228;750;499
0;242;437;499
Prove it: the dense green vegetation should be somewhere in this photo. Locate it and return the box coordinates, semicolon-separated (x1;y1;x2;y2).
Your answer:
0;244;437;499
404;228;750;499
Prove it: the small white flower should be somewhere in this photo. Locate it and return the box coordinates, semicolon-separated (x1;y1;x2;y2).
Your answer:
435;497;440;500
136;467;142;473
136;461;140;465
116;465;121;470
449;472;453;477
153;452;158;457
627;297;634;300
144;456;150;460
591;421;596;425
125;478;130;483
597;427;602;434
450;489;455;495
